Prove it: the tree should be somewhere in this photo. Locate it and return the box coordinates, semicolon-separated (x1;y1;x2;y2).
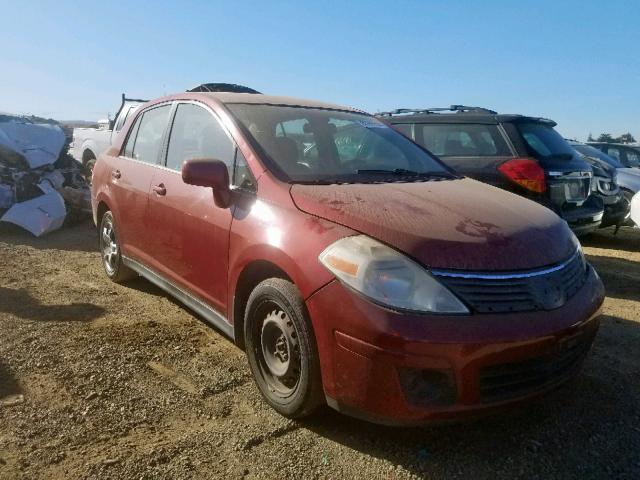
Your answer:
596;133;615;143
587;133;595;142
616;132;636;144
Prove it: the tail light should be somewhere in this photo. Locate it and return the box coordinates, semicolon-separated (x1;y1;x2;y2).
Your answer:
498;158;546;193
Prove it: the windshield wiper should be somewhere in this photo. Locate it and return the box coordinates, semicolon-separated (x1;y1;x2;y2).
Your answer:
356;168;451;178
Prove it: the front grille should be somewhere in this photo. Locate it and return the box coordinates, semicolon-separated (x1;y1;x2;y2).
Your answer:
433;249;588;313
479;331;594;402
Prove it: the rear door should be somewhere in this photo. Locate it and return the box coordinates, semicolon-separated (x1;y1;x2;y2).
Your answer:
111;103;172;265
145;102;237;313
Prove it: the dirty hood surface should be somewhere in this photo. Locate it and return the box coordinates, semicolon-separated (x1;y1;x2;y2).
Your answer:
290;178;577;271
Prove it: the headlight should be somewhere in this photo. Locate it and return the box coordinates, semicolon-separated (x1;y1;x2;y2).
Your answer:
318;235;469;314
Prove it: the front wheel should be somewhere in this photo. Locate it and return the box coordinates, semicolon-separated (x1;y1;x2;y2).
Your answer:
244;278;323;418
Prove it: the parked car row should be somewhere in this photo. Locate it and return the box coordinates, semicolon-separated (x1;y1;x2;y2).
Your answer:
377;106;633;234
91;85;607;425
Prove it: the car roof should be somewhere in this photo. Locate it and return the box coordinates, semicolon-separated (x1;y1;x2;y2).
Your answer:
201;92;364;113
588;142;640;148
379;111;557;126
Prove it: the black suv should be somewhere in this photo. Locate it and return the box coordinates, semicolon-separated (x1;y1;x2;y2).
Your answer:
378;106;603;236
588;142;640;169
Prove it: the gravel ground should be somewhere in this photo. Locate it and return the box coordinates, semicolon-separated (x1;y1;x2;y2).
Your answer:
0;221;639;479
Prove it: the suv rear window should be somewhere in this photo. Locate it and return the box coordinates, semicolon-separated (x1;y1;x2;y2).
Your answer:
413;124;511;157
517;123;576;159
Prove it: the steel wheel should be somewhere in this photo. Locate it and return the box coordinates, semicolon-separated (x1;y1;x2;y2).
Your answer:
258;307;302;397
244;278;323;418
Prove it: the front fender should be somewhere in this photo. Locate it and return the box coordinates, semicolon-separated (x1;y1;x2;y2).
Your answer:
227;198;355;319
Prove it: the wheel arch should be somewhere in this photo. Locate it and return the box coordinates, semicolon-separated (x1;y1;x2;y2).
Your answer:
232;259;294;349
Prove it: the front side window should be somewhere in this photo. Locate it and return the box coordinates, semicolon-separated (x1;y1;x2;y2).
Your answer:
416;124;511;157
227;104;450;183
517;123;576;159
166;103;235;174
131;105;172;164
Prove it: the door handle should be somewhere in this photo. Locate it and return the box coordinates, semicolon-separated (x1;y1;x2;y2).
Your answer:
111;169;121;179
152;184;166;196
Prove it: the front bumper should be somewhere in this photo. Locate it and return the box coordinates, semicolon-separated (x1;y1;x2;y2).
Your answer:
599;194;630;228
306;266;604;425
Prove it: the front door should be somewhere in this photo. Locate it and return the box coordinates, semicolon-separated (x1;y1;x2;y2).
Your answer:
145;102;236;313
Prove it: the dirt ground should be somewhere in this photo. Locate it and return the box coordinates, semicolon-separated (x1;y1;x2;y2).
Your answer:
0;221;639;480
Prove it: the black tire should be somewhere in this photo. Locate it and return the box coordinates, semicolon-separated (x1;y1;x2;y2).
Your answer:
98;211;136;283
244;278;323;418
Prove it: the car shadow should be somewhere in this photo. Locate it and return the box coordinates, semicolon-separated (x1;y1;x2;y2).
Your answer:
0;221;96;253
0;286;105;322
582;226;640;253
586;254;640;302
298;313;640;478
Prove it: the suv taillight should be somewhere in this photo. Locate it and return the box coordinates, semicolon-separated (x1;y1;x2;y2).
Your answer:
498;158;546;193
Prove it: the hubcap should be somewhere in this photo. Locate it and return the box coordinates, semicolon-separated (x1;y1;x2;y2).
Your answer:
101;217;118;275
258;309;301;395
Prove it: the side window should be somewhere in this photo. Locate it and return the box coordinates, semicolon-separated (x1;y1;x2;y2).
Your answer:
114;106;130;132
131;105;172;164
419;124;510;157
625;149;640;167
607;147;621;160
233;149;256;190
123;114;142;158
391;123;413;140
166;103;235;174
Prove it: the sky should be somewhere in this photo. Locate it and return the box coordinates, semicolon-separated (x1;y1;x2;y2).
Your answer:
0;0;638;141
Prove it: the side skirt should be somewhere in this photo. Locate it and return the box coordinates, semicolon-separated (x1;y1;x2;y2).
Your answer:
122;256;235;341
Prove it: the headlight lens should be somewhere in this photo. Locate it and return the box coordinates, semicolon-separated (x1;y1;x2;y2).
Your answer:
318;235;469;314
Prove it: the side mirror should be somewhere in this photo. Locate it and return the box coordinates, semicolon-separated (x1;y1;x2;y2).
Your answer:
182;158;231;208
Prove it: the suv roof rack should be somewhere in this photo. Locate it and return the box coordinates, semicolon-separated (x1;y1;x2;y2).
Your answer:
187;83;261;94
378;105;497;116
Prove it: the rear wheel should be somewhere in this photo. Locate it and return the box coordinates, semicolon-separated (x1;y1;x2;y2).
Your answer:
244;278;323;418
99;211;135;283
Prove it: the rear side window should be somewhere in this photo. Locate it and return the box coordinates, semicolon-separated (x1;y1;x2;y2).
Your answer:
516;123;576;159
131;105;172;164
166;103;235;174
417;124;511;157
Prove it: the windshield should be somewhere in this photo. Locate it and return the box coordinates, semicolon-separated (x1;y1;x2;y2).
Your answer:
517;123;577;159
573;144;624;168
227;104;451;183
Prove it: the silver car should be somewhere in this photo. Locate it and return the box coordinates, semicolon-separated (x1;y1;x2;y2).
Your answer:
570;141;640;202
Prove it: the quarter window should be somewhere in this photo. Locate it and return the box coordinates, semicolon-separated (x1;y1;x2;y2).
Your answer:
166;103;235;174
131;105;171;164
123;114;142;158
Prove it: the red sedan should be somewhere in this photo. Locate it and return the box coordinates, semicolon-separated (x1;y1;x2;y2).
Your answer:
91;90;604;424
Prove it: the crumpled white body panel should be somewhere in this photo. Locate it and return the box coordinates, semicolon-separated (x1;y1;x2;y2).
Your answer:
0;191;66;236
0;120;66;169
631;191;640;228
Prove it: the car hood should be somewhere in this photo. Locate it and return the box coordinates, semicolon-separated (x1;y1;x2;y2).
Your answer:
290;178;578;271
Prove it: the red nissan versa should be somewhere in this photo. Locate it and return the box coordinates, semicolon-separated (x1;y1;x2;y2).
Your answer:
91;90;604;425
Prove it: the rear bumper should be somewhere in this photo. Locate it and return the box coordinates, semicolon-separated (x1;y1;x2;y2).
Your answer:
559;197;604;236
306;266;604;425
